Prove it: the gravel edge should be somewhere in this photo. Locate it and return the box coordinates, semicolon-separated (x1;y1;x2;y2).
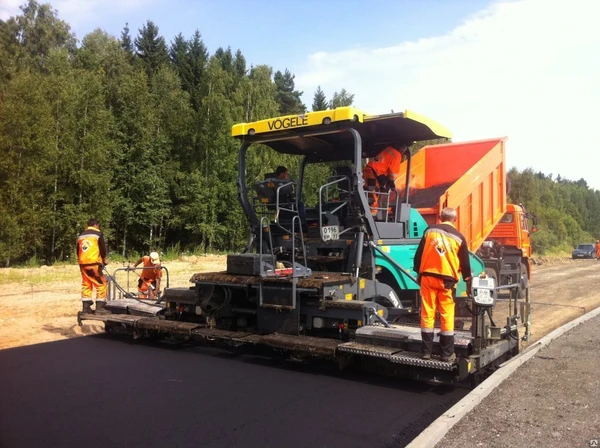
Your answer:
406;305;600;448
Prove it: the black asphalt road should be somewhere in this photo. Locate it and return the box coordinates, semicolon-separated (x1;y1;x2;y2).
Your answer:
0;335;467;448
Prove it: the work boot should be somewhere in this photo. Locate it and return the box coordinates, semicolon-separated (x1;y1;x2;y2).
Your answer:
95;300;111;315
442;353;457;363
82;300;94;314
421;331;434;360
439;334;456;363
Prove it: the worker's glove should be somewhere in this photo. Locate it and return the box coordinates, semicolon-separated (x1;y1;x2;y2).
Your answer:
465;278;472;296
376;175;388;188
386;178;396;190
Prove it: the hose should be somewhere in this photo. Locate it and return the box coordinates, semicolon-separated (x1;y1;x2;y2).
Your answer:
486;308;496;327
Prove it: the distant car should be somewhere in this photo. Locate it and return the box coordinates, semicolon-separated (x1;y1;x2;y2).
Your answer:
572;244;596;259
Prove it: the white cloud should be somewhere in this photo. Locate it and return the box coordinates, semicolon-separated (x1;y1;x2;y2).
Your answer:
0;0;22;20
51;0;156;29
0;0;156;34
296;0;600;188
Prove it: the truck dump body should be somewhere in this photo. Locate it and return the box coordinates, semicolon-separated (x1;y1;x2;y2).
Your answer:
396;138;507;253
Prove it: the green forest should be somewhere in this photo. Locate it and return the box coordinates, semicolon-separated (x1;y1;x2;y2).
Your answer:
0;1;598;266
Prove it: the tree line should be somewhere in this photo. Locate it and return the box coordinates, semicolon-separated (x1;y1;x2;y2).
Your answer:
508;169;600;254
0;1;595;266
0;1;354;266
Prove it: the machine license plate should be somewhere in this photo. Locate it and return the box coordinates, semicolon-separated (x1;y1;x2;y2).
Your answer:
322;225;339;241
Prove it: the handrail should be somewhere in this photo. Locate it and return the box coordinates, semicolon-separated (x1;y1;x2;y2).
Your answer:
109;265;170;302
258;216;277;279
365;189;397;223
318;176;351;237
325;174;351;200
290;215;310;310
274;180;299;236
369;241;418;284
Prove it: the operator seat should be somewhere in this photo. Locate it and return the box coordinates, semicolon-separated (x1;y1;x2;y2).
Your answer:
254;173;294;211
254;174;299;234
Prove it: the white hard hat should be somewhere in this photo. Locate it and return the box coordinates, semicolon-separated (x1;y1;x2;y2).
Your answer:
150;251;160;264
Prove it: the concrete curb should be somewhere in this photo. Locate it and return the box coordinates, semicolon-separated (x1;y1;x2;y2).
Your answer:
407;305;600;448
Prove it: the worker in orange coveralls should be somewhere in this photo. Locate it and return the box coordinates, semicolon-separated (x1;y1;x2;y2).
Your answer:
363;145;405;215
77;218;109;314
133;252;162;299
595;240;600;260
413;207;472;363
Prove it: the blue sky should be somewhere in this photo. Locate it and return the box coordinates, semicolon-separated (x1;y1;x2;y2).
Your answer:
3;0;490;71
2;0;600;189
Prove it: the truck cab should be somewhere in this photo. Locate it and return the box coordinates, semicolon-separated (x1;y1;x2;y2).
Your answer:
476;203;537;297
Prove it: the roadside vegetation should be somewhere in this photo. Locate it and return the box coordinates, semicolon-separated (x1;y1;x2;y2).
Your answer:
0;1;597;267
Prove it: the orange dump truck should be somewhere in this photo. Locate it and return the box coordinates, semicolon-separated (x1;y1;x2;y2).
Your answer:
395;137;532;297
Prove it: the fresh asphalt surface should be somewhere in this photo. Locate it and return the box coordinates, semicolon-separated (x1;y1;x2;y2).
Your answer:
0;335;467;448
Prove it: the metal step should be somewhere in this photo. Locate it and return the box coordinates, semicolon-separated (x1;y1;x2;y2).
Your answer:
105;299;165;316
78;312;144;324
337;342;455;371
336;342;400;358
355;324;473;349
389;352;455;371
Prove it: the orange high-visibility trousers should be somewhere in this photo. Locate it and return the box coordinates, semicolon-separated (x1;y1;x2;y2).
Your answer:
363;168;380;215
420;275;455;335
80;265;107;300
137;279;157;299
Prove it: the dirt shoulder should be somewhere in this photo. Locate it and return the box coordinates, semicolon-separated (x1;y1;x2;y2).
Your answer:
439;313;600;448
0;256;598;351
438;257;600;448
0;256;226;350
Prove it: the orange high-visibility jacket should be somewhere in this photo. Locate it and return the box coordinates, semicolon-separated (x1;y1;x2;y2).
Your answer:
364;146;403;182
413;222;471;285
139;256;162;282
77;227;107;266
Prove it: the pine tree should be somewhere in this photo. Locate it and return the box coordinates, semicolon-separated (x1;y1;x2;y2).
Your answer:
312;86;328;111
186;30;209;111
169;33;192;86
274;69;305;115
214;46;233;72
233;49;247;80
120;22;134;61
134;20;169;79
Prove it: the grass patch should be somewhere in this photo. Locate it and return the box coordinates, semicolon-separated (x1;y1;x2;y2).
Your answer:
0;266;79;285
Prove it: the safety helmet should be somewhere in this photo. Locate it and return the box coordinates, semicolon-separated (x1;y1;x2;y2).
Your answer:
150;251;160;265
